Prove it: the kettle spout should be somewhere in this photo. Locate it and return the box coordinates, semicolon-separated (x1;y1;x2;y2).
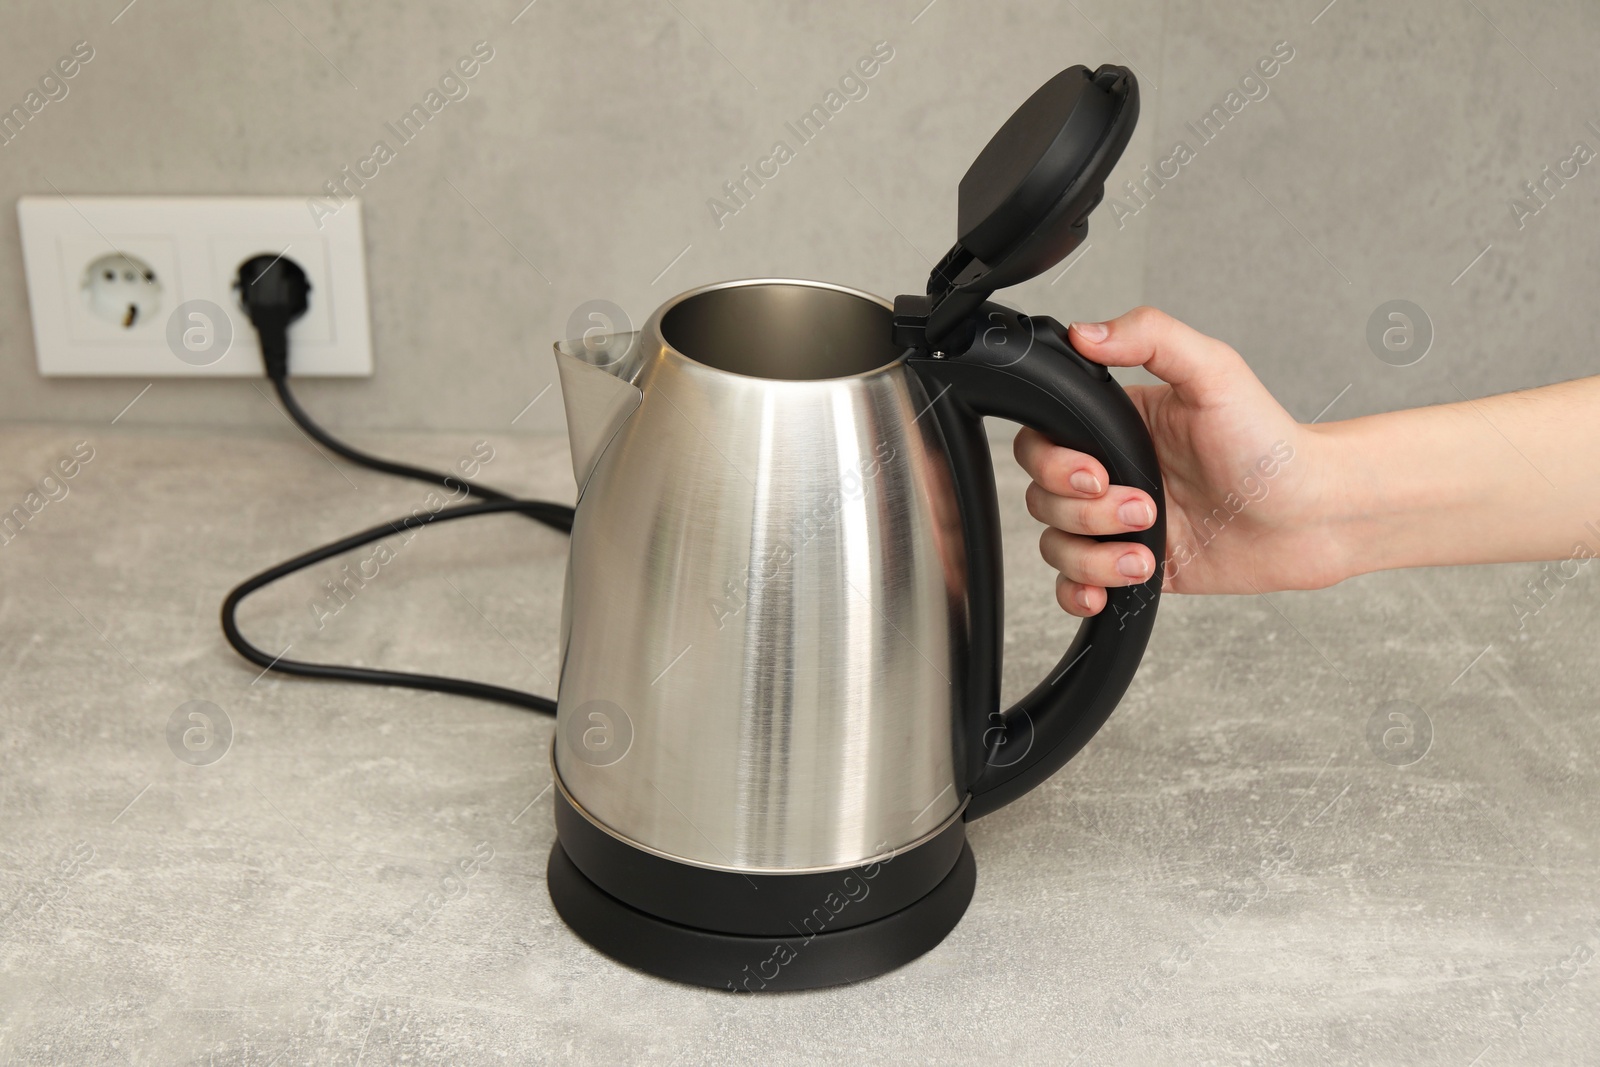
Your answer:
554;330;646;498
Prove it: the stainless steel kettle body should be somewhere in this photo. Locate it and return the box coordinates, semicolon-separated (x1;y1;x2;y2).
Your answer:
545;64;1162;991
555;280;970;874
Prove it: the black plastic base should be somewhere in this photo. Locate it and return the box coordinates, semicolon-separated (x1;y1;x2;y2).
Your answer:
552;786;969;936
547;839;977;991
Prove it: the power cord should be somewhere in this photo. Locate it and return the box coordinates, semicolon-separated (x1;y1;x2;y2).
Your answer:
220;254;574;715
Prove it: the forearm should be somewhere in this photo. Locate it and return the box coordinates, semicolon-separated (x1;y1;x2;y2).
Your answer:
1309;376;1600;579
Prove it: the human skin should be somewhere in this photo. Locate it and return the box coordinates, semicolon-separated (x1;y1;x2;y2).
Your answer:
1016;306;1600;617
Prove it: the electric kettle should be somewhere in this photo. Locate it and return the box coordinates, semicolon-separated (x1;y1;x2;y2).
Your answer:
547;64;1163;991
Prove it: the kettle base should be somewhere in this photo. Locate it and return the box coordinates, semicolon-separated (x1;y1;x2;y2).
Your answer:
547;840;976;991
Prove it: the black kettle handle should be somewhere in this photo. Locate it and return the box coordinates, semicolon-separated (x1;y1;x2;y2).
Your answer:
906;304;1164;820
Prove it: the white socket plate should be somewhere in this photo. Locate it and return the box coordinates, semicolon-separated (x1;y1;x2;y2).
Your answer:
17;195;373;377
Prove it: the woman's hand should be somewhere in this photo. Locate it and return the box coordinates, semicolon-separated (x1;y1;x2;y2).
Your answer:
1016;307;1349;617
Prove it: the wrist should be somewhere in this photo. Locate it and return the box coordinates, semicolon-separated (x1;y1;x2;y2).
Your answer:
1301;410;1470;582
1274;421;1381;588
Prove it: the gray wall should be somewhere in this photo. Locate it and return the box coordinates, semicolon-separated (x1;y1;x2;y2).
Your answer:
1142;0;1600;424
0;0;1595;434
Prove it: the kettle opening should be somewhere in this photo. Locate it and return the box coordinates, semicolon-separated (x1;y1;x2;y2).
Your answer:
658;281;903;382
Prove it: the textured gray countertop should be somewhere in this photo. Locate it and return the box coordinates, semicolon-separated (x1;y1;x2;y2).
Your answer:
1;423;1596;1065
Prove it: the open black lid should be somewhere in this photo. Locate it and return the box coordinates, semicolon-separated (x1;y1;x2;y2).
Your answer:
918;64;1138;347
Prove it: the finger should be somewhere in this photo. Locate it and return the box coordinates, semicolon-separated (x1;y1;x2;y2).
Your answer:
1026;481;1156;537
1056;576;1106;617
1066;306;1247;407
1013;427;1110;497
1039;528;1156;587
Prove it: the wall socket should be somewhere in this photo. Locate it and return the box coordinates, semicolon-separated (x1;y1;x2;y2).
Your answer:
17;196;373;377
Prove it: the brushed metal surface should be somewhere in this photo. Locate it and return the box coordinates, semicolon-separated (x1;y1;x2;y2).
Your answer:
551;749;970;875
554;279;971;873
554;329;646;498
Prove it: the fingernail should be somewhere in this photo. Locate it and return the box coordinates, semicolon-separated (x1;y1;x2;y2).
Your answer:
1116;552;1150;579
1072;321;1109;342
1117;499;1154;528
1074;587;1093;609
1069;470;1102;495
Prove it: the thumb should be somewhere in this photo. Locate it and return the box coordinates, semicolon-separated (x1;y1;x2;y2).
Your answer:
1067;306;1247;407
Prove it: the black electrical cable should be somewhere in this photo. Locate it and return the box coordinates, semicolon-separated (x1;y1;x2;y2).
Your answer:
222;498;569;714
221;253;575;715
271;376;519;504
